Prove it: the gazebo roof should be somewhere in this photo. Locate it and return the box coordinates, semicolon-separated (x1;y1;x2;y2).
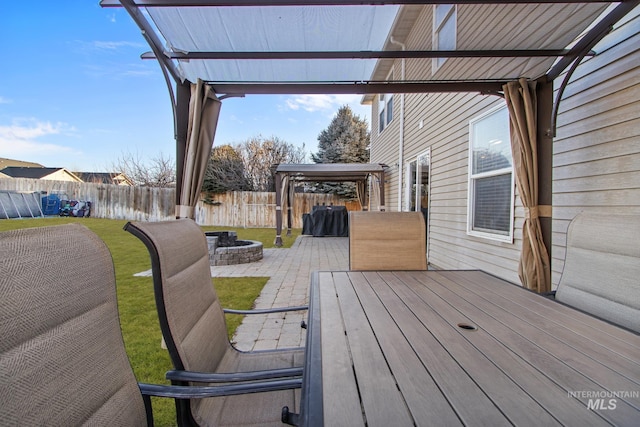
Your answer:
275;163;387;182
99;1;633;97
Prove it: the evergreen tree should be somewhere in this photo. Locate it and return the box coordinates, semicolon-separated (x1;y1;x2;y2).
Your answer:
311;105;370;198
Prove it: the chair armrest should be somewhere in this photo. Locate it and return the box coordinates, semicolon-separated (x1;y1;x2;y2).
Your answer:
223;305;308;315
139;377;302;399
166;366;303;383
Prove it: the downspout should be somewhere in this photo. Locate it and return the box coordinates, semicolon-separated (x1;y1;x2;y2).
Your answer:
390;37;405;212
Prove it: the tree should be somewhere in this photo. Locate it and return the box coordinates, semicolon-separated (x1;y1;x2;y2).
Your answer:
202;145;251;193
111;151;176;187
311;105;370;198
239;136;306;192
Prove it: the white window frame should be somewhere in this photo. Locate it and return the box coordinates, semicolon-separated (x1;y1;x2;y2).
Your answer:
378;70;394;134
404;150;430;213
467;105;515;243
405;149;431;257
432;4;457;73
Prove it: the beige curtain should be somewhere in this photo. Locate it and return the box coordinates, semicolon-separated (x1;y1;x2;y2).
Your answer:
274;173;287;246
355;180;368;211
370;175;381;211
176;79;222;219
504;78;551;293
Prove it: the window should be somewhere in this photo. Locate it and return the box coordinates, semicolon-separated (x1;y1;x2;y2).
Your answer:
433;4;457;71
406;150;431;255
378;93;393;133
378;70;394;133
406;151;430;213
467;105;514;242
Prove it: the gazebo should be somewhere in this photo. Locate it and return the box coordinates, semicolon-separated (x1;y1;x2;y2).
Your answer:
99;0;638;292
274;163;387;246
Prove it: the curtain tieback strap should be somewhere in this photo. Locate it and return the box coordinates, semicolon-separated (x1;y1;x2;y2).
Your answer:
525;205;552;219
176;204;195;219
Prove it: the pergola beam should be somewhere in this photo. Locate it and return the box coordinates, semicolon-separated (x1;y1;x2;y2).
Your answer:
143;49;582;61
209;81;507;95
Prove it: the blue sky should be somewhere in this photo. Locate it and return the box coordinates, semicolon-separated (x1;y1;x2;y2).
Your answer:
0;1;371;172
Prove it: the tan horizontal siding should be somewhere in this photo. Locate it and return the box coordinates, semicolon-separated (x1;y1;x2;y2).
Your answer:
552;8;640;287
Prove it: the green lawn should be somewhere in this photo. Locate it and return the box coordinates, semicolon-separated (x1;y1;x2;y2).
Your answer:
0;217;300;426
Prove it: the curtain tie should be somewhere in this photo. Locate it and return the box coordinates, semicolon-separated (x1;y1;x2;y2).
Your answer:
176;204;195;219
524;205;552;219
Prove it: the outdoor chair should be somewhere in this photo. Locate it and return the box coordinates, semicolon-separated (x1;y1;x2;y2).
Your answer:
552;212;640;333
125;218;307;426
0;224;300;426
349;211;427;270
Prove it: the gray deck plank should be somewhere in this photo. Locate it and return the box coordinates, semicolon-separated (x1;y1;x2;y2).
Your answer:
349;272;463;426
302;270;640;427
375;271;563;426
420;271;640;426
393;271;612;427
447;270;640;357
332;271;414;427
316;272;363;426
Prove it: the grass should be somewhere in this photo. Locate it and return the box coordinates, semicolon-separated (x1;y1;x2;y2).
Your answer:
0;217;300;426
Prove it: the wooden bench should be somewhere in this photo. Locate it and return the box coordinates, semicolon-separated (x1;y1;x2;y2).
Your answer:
554;213;640;333
349;211;427;271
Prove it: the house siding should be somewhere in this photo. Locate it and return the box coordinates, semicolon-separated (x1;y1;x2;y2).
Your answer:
370;83;401;210
369;5;638;286
43;169;82;182
412;92;523;283
551;8;640;288
370;6;526;284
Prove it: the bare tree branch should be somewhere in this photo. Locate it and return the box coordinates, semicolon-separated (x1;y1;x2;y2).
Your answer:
111;151;176;187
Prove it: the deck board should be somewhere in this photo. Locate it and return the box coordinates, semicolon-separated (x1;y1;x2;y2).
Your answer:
332;272;412;426
351;272;462;426
317;272;363;426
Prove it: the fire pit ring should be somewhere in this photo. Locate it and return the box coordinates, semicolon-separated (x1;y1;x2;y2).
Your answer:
205;231;263;266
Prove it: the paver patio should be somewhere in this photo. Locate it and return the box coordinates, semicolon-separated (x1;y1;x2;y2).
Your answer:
210;235;349;351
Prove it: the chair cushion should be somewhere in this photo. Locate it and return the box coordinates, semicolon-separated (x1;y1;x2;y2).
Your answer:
127;219;231;373
555;213;640;332
0;224;147;425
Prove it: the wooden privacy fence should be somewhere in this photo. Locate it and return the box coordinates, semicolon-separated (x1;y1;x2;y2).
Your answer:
196;191;360;228
0;178;175;222
0;178;358;227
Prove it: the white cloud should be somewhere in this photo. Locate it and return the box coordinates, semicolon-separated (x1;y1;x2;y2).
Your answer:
228;114;244;124
0;119;78;158
285;95;364;113
71;40;148;53
91;40;144;51
0;96;11;104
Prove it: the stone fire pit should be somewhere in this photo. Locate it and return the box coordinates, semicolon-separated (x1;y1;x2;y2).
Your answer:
205;231;263;266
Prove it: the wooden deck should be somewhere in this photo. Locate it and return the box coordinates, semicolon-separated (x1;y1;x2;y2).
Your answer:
299;270;640;426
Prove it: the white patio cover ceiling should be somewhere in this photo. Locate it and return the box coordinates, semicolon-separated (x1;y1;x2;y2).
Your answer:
99;1;627;95
148;5;400;83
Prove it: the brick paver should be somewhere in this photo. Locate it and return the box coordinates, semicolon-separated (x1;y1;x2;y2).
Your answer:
211;235;348;351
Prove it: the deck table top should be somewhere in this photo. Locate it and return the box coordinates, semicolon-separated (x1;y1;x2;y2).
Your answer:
299;270;640;426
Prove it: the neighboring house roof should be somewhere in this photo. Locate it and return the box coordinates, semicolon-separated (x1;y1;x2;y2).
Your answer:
75;172;134;186
0;157;44;169
0;167;83;182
